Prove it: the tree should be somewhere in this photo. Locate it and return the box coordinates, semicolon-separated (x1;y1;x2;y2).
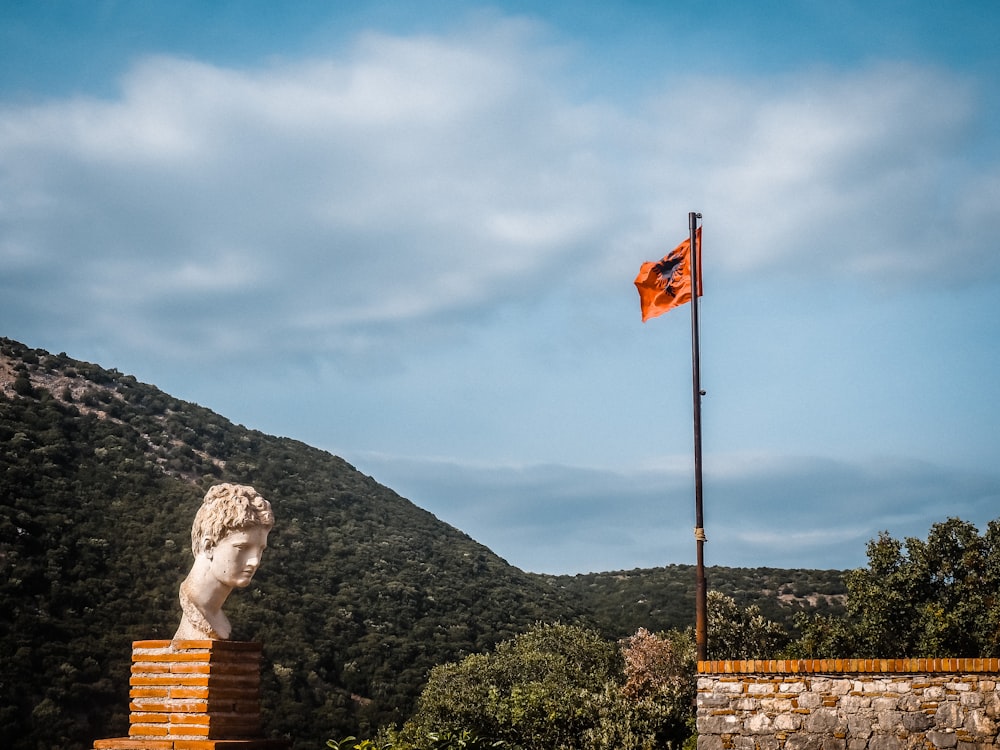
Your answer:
393;622;698;750
612;627;696;750
397;623;619;749
793;517;1000;658
706;591;786;659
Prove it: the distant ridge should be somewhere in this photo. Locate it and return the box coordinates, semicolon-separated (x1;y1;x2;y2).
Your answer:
0;337;845;750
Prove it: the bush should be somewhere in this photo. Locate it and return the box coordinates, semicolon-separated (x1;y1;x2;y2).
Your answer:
706;591;786;659
380;622;696;750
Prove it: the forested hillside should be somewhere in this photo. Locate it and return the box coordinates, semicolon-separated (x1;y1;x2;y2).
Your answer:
0;337;845;749
546;565;846;638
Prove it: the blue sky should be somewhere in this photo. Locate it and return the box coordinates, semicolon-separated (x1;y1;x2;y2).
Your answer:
2;1;999;574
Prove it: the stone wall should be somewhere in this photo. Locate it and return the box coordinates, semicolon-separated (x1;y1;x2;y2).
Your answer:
697;659;1000;750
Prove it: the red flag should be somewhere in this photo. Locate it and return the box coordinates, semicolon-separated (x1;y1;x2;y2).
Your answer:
634;227;702;322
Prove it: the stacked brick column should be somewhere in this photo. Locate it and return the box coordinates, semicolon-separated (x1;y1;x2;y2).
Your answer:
94;640;289;750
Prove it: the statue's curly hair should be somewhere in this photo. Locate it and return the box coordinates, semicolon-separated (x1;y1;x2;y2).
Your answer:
190;483;274;555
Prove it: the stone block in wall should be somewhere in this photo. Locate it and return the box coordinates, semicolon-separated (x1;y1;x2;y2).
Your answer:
840;695;871;713
773;712;801;732
868;734;902;750
746;712;773;733
927;686;948;701
757;735;783;750
700;694;732;708
900;709;934;732
846;714;873;738
985;692;1000;718
964;708;997;737
717;679;748;694
927;729;958;748
803;708;840;733
784;733;824;750
861;680;890;694
937;702;964;729
699;713;742;734
962;692;985;708
779;682;807;694
797;693;823;709
696;733;724;750
876;710;903;732
760;697;795;714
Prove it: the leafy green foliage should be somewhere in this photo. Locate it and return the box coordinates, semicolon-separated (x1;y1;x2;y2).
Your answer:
329;728;512;750
389;623;696;750
544;565;846;638
792;517;1000;658
420;729;511;749
327;736;394;750
612;627;696;750
396;623;619;749
706;590;786;659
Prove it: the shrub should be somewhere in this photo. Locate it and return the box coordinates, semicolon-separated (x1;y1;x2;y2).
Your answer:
382;622;697;750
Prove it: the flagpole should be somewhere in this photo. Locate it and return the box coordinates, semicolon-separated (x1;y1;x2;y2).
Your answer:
689;211;707;663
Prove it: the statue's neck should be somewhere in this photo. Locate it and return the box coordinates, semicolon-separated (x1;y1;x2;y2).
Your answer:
178;558;234;639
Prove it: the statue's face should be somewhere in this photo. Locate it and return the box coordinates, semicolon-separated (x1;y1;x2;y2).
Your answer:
206;525;270;589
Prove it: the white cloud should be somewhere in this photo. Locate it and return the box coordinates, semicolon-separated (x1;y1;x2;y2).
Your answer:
0;21;996;371
645;63;992;284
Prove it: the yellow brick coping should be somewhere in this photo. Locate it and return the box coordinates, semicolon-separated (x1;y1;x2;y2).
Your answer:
698;658;1000;675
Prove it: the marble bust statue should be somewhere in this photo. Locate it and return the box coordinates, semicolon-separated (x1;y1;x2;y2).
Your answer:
173;483;274;641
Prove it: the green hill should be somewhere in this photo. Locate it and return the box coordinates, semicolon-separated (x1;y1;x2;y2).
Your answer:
543;564;845;638
0;337;845;749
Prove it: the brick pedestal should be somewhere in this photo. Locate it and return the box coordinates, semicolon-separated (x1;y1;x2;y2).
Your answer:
93;640;289;750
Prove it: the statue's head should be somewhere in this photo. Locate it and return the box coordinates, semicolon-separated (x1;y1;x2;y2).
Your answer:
174;483;275;640
191;483;274;556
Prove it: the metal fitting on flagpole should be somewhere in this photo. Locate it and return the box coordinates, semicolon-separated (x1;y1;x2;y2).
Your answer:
694;527;707;542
